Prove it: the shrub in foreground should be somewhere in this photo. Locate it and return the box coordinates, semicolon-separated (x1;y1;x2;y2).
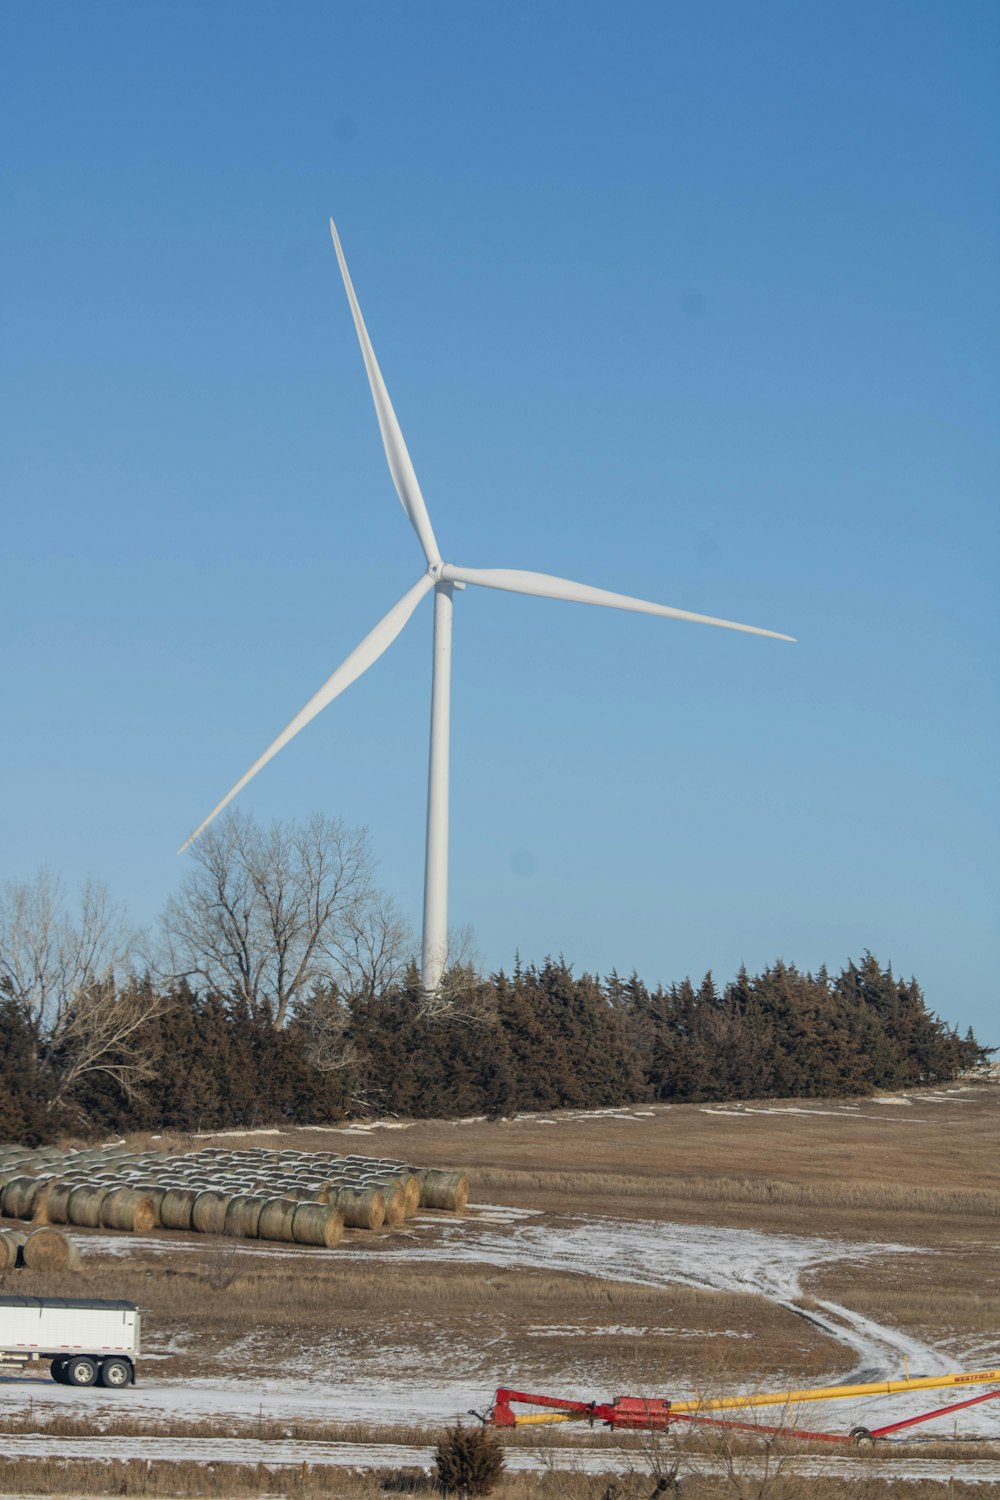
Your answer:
435;1423;505;1497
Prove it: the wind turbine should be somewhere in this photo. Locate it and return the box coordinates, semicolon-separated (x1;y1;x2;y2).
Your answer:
181;218;794;992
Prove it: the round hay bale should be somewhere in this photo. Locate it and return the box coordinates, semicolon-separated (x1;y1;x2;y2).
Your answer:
290;1202;344;1248
124;1184;168;1219
100;1188;159;1233
365;1169;403;1185
70;1150;126;1168
66;1185;110;1228
159;1188;200;1231
256;1198;299;1242
43;1182;75;1225
30;1178;60;1225
223;1195;266;1239
371;1184;406;1228
0;1229;27;1269
0;1176;43;1221
191;1191;233;1235
399;1173;422;1214
420;1169;469;1213
22;1226;80;1272
334;1185;385;1231
2;1156;42;1172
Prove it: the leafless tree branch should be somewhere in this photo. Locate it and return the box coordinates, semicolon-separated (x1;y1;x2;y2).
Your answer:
161;811;411;1031
0;870;160;1112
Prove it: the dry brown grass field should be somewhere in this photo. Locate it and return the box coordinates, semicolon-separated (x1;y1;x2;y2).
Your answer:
1;1080;997;1497
0;1456;992;1500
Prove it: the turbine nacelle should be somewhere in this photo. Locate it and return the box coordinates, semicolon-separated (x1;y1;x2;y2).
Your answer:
181;218;795;991
429;562;465;590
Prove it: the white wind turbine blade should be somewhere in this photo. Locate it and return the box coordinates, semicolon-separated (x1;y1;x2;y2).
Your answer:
179;572;436;853
441;565;795;641
329;217;441;566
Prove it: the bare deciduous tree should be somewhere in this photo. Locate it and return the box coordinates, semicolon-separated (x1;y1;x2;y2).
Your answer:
0;870;157;1112
292;985;357;1076
162;811;411;1028
337;890;413;1002
414;924;490;1021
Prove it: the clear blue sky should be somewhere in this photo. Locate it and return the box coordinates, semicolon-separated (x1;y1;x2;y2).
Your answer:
3;2;997;1042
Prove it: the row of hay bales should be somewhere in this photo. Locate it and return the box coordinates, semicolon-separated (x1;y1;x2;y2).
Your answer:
0;1144;468;1249
0;1225;79;1271
0;1174;346;1248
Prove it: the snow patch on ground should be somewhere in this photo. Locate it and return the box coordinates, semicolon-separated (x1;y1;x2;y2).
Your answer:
1;1433;999;1484
527;1325;752;1340
699;1104;932;1123
468;1204;543;1222
2;1210;996;1442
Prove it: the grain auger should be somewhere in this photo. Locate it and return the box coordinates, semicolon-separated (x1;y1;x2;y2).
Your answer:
484;1366;1000;1445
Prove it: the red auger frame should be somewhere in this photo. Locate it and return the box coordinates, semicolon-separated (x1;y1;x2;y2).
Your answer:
489;1369;1000;1446
492;1390;673;1430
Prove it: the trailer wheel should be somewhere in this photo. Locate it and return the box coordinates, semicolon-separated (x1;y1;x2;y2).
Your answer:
850;1426;875;1448
65;1356;99;1387
99;1357;132;1388
50;1357;69;1384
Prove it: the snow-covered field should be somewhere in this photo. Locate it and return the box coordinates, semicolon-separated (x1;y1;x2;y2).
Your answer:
2;1432;1000;1486
3;1086;997;1487
1;1206;997;1445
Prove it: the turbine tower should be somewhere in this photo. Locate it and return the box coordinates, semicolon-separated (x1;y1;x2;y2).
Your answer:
181;219;794;992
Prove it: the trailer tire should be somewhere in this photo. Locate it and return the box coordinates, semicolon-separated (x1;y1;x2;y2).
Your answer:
850;1426;875;1448
50;1356;69;1384
65;1356;99;1387
99;1357;132;1388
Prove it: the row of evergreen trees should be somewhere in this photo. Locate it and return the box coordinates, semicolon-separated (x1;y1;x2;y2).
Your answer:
0;953;986;1144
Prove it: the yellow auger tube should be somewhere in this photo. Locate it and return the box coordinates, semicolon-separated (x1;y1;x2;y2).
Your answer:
511;1413;577;1425
669;1367;1000;1415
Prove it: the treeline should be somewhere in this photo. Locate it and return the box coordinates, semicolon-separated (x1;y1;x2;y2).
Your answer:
0;953;986;1143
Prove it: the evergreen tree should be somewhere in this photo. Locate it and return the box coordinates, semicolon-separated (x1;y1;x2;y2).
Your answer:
0;997;60;1144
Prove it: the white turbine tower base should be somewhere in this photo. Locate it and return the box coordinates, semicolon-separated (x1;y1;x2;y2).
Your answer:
423;580;454;990
182;219;795;994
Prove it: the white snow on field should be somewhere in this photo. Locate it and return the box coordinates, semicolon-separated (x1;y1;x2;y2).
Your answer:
0;1368;460;1427
526;1324;753;1340
1;1208;996;1443
327;1215;946;1376
699;1104;934;1123
1;1433;1000;1485
465;1203;542;1223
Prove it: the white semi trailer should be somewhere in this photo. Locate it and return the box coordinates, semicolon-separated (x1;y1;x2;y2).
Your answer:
0;1296;139;1387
